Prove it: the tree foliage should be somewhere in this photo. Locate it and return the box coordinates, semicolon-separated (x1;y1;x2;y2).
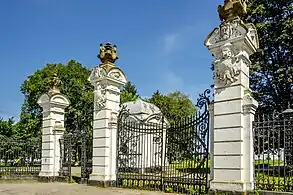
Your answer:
146;91;197;162
20;60;93;137
0;118;15;137
0;58;196;148
146;90;196;121
120;81;139;104
245;0;293;113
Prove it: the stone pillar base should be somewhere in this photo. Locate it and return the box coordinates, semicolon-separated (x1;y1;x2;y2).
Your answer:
38;176;67;183
39;171;54;177
39;171;60;177
88;175;116;187
210;181;254;194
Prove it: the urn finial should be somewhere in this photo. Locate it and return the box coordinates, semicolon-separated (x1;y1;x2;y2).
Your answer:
218;0;248;22
98;42;119;64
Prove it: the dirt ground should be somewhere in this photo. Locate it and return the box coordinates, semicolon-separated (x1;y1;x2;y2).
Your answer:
0;182;179;195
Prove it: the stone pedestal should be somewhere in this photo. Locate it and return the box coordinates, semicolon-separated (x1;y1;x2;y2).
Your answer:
205;19;259;192
37;91;70;178
88;65;127;186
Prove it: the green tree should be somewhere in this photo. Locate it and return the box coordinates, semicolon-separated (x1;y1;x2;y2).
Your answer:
242;1;293;155
120;81;139;104
0;117;15;137
146;90;196;121
245;0;293;113
19;60;93;139
146;91;197;162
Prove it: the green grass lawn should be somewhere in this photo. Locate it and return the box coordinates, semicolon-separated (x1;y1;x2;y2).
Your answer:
255;172;293;191
170;159;210;169
254;160;284;166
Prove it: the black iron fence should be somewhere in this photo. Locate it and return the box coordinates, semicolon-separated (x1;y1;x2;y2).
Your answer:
59;131;92;183
116;89;211;195
253;109;293;192
0;135;41;178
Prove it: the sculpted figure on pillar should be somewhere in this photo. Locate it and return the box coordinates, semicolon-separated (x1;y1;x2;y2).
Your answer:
94;84;107;111
49;73;62;94
205;0;258;88
213;43;250;86
213;43;239;85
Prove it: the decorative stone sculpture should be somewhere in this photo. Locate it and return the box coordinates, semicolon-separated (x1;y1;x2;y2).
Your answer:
49;73;62;94
88;67;107;82
97;42;119;65
205;19;257;48
213;43;250;86
218;0;248;22
94;84;107;111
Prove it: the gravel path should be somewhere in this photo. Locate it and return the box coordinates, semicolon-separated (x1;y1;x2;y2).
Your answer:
0;182;178;195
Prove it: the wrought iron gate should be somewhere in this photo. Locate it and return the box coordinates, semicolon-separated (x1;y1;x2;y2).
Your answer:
253;110;293;192
60;130;92;183
116;89;211;194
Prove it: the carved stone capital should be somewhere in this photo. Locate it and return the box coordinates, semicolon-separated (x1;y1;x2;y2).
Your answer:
88;67;107;83
90;67;127;112
88;66;127;86
205;19;259;56
109;111;118;126
243;93;258;115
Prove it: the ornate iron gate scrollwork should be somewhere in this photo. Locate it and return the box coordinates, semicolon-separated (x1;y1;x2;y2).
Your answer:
116;89;211;194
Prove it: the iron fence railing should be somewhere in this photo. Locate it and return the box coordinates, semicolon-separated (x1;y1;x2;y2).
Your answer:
59;131;92;183
116;89;211;195
0;135;41;177
254;109;293;192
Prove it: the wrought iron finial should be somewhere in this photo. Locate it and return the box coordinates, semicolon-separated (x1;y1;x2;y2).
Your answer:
97;42;119;64
218;0;248;22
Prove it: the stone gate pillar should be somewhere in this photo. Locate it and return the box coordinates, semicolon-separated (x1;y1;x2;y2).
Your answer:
88;42;127;186
205;1;259;193
38;75;70;178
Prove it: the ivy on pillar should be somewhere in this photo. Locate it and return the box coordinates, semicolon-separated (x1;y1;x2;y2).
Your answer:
88;42;127;187
38;74;70;179
205;0;259;193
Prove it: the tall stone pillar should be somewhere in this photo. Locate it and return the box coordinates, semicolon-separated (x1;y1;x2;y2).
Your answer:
38;75;70;178
88;42;127;186
205;1;259;193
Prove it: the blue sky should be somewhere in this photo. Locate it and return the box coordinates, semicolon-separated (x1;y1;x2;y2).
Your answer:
0;0;223;120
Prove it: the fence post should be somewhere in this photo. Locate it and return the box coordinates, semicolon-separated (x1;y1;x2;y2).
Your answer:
282;107;293;170
204;1;260;193
209;103;214;183
88;42;127;187
37;84;70;179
